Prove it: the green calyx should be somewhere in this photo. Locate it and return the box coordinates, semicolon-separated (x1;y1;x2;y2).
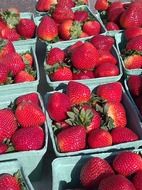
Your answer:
25;65;36;78
45;63;69;74
89;93;107;110
0;39;7;51
70;21;82;39
14;170;27;190
122;49;142;59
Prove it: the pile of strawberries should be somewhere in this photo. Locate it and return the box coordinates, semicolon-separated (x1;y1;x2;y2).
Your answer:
66;151;142;189
36;3;102;42
0;8;36;41
46;81;139;153
45;34;120;81
0;93;46;154
0;39;36;85
94;0;142;31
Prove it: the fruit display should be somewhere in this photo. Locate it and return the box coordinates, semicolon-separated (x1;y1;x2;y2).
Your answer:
0;8;36;42
52;150;142;190
36;5;104;42
94;0;142;32
46;81;141;156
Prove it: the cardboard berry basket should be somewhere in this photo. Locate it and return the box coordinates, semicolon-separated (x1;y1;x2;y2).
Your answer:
0;92;48;177
0;159;34;190
52;149;141;190
115;32;142;76
0;43;39;98
44;34;123;90
44;84;142;157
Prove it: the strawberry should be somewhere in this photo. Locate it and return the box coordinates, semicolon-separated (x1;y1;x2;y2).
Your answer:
96;82;122;103
113;151;142;176
57;126;86;152
125;27;142;41
132;170;142;190
16;18;36;39
46;47;65;65
22;52;33;67
0;19;7;31
106;22;120;31
15;93;39;105
126;36;142;51
0;143;8;154
50;66;73;81
79;31;89;38
124;54;142;70
0;108;17;143
94;63;119;78
74;10;88;22
127;75;142;97
52;7;74;24
120;2;142;29
95;0;109;11
71;42;99;70
72;70;94;80
57;0;75;9
88;128;112;148
15;101;46;127
83;20;101;36
36;0;57;11
0;174;20;190
53;121;70;129
11;126;44;151
37;16;58;41
0;63;9;84
14;70;35;83
98;174;136;190
111;127;139;145
59;19;82;40
80;157;114;188
107;1;124;13
2;52;25;76
91;34;114;51
0;28;20;41
47;92;71;121
97;50;117;66
0;39;15;58
67;41;83;54
66;81;91;106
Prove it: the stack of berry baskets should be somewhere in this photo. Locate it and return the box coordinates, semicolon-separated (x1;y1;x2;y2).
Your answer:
45;81;142;157
0;91;48;176
0;38;39;97
52;149;142;190
0;8;37;45
0;159;34;189
44;33;123;90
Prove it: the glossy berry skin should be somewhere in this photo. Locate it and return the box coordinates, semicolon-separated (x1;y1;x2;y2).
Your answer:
0;63;9;84
125;27;142;41
124;54;142;70
95;0;109;11
16;93;39;105
126;35;142;51
50;67;73;81
132;170;142;190
97;50;117;66
0;174;20;190
57;126;86;153
72;70;94;80
83;20;101;36
74;10;88;22
0;28;20;41
127;75;142;97
36;0;56;12
46;48;65;65
0;39;15;58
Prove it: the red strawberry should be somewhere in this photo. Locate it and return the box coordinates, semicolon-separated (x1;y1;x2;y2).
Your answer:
80;157;114;188
124;54;142;70
66;81;91;105
47;92;71;122
16;93;39;105
14;70;35;83
91;34;114;51
98;174;136;190
72;70;94;80
0;143;8;154
16;18;36;39
46;47;65;65
22;52;33;67
71;42;99;70
57;0;75;9
0;174;20;190
94;63;119;78
132;170;142;190
113;151;142;176
11;126;44;151
126;36;142;51
96;82;122;103
50;66;73;81
125;27;142;41
53;121;70;129
0;19;7;31
79;31;89;38
0;108;17;143
95;0;109;11
36;0;57;11
107;1;124;13
106;22;120;31
0;28;20;41
59;19;82;40
111;127;139;145
37;16;58;41
67;41;83;54
120;2;142;29
88;128;112;148
97;50;117;66
74;10;88;22
57;126;86;152
15;101;46;127
0;63;9;84
127;75;142;96
0;39;15;58
83;20;101;36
